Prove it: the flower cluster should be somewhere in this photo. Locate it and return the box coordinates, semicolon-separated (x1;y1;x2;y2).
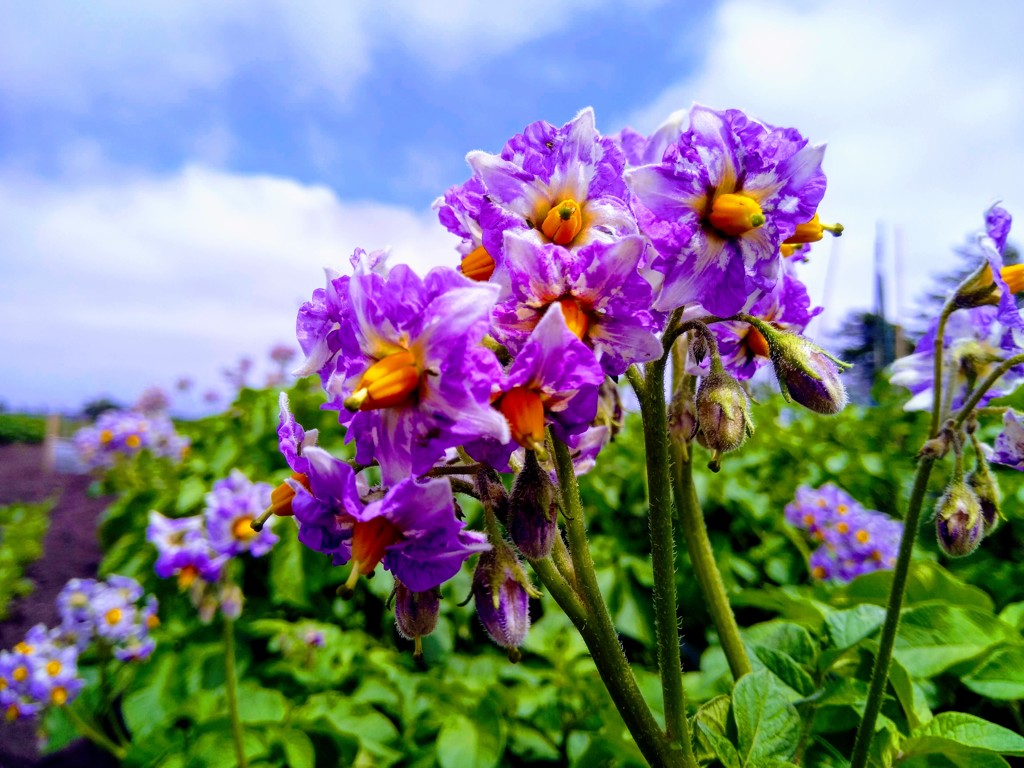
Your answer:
148;469;276;620
1;576;157;723
278;104;841;656
74;409;190;470
785;484;902;582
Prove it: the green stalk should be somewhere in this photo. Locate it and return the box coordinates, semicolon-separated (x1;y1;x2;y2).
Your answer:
954;353;1024;428
929;303;955;437
849;455;935;768
551;437;691;768
65;706;127;760
632;356;694;749
672;455;753;680
223;616;248;768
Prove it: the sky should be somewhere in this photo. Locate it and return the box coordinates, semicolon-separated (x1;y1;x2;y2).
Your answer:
1;0;1022;414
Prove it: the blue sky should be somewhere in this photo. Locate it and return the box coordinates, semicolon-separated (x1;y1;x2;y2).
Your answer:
2;0;1022;413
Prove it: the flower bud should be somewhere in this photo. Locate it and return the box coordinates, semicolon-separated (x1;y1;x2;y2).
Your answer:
472;548;533;661
935;482;984;557
394;580;440;661
509;451;558;559
219;583;244;620
668;389;698;443
768;332;849;415
475;467;510;527
695;372;753;455
967;469;1001;535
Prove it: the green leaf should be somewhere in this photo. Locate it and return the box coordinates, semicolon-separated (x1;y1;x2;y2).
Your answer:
962;645;1024;700
840;561;994;612
733;670;801;763
825;604;886;650
237;683;290;724
278;729;316;768
897;744;1010;768
268;523;311;608
894;604;1011;677
997;601;1024;630
908;712;1024;755
436;706;505;768
692;695;734;766
888;656;932;731
754;646;816;697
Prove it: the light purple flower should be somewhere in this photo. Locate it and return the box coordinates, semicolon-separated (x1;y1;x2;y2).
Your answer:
971;205;1022;332
204;469;277;558
626;105;827;316
890;305;1024;412
146;511;226;586
493;234;663;376
73;409;189;469
992;409;1024;469
324;260;509;483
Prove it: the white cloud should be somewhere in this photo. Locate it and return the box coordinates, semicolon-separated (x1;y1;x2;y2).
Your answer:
630;0;1024;333
0;166;460;411
0;0;662;113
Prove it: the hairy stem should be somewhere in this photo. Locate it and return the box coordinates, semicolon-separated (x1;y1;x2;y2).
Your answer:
551;437;691;768
954;353;1024;428
930;302;956;437
632;356;695;751
672;456;753;680
849;456;936;768
223;616;248;768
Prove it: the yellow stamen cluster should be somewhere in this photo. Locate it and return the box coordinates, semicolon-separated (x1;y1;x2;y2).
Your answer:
784;213;844;245
126;434;141;449
46;660;62;676
232;515;258;541
460;245;497;282
541;199;583;245
51;687;68;706
556;298;590;341
178;565;199;589
99;429;114;444
13;666;28;683
105;608;123;626
855;529;870;544
13;642;32;655
708;193;765;237
498;387;547;458
345;350;422;412
835;521;850;535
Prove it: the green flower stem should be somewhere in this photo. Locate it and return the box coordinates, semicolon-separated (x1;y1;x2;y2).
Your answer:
929;302;956;437
671;455;753;681
631;357;694;752
551;437;691;768
954;353;1024;429
849;455;936;768
529;556;587;627
65;705;127;760
223;616;248;768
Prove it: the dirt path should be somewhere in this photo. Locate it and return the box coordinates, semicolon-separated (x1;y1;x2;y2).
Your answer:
0;444;117;767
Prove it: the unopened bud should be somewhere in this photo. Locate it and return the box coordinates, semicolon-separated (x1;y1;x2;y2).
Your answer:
695;372;753;454
668;389;698;443
769;332;849;415
219;583;244;620
967;469;1002;535
394;580;440;661
935;482;984;558
509;451;557;559
475;467;510;527
472;549;533;661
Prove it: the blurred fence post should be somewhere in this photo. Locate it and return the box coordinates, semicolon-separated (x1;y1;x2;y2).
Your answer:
42;413;60;473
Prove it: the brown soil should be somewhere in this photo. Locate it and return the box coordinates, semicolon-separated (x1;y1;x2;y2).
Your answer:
0;444;117;768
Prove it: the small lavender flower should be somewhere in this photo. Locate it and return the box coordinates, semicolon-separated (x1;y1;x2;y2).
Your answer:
73;409;189;469
890;305;1024;412
55;577;159;663
786;484;901;582
992;410;1024;470
147;511;226;587
204;469;277;558
0;626;82;721
135;386;171;415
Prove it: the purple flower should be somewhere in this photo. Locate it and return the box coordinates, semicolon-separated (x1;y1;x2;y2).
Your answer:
890;305;1024;412
204;469;277;558
626;105;827;316
147;511;226;587
472;549;533;659
493;234;663;376
452;108;637;273
289;446;360;566
969;205;1023;331
324;260;509;483
73;409;189;469
467;302;604;469
345;476;490;594
53;577;158;663
992;409;1024;469
609;109;687;167
135;386;170;415
786;484;901;583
